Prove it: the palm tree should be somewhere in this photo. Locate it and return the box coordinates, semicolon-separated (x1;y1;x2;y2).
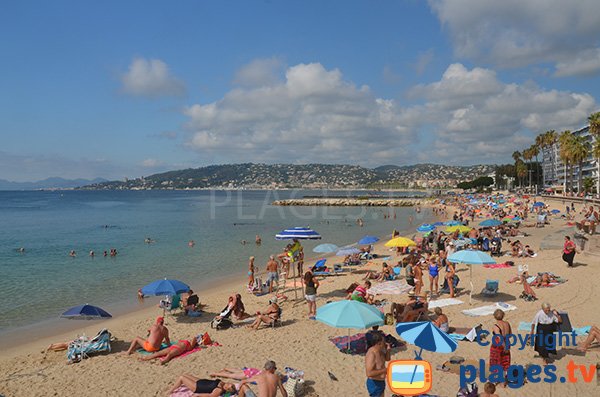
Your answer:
516;161;527;187
570;135;590;194
522;147;533;189
588;112;600;195
533;136;543;188
559;130;574;194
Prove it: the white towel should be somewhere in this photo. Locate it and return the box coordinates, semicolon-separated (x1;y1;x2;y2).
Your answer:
462;302;517;317
428;298;464;309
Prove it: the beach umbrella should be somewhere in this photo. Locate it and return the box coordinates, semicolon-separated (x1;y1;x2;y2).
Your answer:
313;243;339;253
416;224;436;233
448;249;495;304
479;219;502;227
275;227;321;240
336;247;361;256
358;235;379;245
141;278;190;296
316;300;384;351
532;202;545;207
444;220;461;226
396;321;457;359
61;304;112;320
384;237;416;248
445;225;472;234
433;222;444;227
551;209;560;214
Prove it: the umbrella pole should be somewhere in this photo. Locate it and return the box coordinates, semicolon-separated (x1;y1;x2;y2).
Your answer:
292;263;298;301
469;265;473;305
347;329;350;352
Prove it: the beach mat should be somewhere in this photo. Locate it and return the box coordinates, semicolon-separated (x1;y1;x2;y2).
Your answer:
518;321;590;336
462;302;516;317
484;262;514;269
367;280;412;295
329;333;368;354
428;298;464;309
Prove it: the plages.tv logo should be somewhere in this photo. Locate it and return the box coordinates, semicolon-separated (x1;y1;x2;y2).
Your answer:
387;359;433;396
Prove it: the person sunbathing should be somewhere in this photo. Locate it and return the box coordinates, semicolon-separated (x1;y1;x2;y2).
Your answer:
247;298;280;330
530;272;557;287
432;307;449;332
391;292;428;323
363;263;392;281
125;316;170;355
347;281;375;304
166;374;236;396
140;336;198;365
577;325;600;352
519;272;538;301
233;293;251;320
209;367;261;380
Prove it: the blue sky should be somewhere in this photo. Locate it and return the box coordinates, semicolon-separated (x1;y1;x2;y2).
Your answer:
1;0;599;181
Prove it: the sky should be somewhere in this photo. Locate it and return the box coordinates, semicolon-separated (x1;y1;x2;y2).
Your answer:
1;0;600;181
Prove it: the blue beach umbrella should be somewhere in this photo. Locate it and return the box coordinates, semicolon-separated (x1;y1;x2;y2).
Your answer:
358;235;379;245
61;304;112;320
275;227;321;240
316;300;385;351
141;278;190;297
551;209;560;214
444;220;461;226
336;247;361;256
448;249;495;304
532;202;545;207
479;219;502;227
396;321;457;358
313;258;327;269
417;224;436;233
433;222;444;227
313;243;339;253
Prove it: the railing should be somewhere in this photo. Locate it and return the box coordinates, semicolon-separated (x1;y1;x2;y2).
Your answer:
540;194;600;206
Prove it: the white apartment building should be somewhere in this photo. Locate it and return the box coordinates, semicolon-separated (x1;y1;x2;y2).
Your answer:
541;125;599;193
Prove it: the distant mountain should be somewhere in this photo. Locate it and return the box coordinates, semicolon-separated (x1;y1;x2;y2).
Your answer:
0;177;108;190
80;163;496;190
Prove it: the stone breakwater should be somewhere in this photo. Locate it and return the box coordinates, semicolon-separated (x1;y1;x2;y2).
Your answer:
272;198;424;206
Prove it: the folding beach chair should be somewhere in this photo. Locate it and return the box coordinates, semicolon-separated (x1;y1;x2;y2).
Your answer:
481;280;499;297
67;328;112;363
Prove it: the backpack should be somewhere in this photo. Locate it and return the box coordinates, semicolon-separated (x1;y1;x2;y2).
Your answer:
457;382;478;397
210;317;233;330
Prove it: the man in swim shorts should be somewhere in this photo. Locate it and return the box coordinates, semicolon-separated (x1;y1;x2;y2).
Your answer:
125;316;170;355
239;360;288;397
365;332;390;397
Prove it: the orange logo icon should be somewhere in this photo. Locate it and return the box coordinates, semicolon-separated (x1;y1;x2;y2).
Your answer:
387;359;433;396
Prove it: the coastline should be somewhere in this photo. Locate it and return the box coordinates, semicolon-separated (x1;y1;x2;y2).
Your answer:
0;207;438;358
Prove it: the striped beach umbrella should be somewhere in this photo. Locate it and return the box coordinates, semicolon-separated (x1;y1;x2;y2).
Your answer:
275;227;321;240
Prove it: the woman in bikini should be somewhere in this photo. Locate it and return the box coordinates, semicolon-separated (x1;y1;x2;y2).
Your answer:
167;375;236;396
444;260;456;298
140;336;198;365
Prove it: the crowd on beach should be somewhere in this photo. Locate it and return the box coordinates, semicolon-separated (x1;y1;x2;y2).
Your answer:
36;192;600;397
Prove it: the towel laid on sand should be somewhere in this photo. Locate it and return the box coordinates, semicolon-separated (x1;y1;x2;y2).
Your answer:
428;298;464;309
171;386;234;397
367;280;412;295
518;322;591;336
136;342;175;354
484;262;514;269
329;333;368;354
462;302;516;317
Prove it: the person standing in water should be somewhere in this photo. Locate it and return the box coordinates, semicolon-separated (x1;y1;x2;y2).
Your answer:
248;256;255;288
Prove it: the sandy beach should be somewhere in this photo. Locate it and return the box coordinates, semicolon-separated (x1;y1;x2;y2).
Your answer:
1;197;599;397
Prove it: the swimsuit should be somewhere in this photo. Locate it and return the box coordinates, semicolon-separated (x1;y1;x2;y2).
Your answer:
143;340;160;352
366;378;386;397
429;264;439;277
169;339;191;351
243;367;261;378
194;379;221;394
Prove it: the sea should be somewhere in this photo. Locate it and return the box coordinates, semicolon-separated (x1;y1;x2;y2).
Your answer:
0;189;432;339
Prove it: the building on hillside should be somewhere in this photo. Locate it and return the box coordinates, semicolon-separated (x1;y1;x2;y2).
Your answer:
541;125;598;193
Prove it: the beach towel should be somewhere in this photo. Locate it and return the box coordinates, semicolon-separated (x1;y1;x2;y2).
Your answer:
483;262;513;269
136;342;175;354
461;302;516;317
329;333;368;354
518;322;591;336
367;280;412;296
428;298;464;309
448;333;467;342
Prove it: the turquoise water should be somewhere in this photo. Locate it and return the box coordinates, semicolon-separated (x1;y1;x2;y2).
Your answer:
0;190;430;333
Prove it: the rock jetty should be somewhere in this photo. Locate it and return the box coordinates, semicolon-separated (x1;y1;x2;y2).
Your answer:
272;198;423;206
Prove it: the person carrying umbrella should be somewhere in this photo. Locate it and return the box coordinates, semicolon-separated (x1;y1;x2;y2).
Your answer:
365;331;391;397
124;316;170;354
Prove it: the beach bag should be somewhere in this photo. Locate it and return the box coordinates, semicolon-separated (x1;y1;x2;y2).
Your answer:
456;382;478;397
210;317;232;330
284;377;305;397
200;332;213;345
385;313;395;325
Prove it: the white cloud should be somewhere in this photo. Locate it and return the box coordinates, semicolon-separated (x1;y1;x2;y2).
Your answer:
233;57;284;87
555;49;600;77
428;0;600;75
141;158;163;168
121;57;186;97
410;63;596;162
183;62;416;165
